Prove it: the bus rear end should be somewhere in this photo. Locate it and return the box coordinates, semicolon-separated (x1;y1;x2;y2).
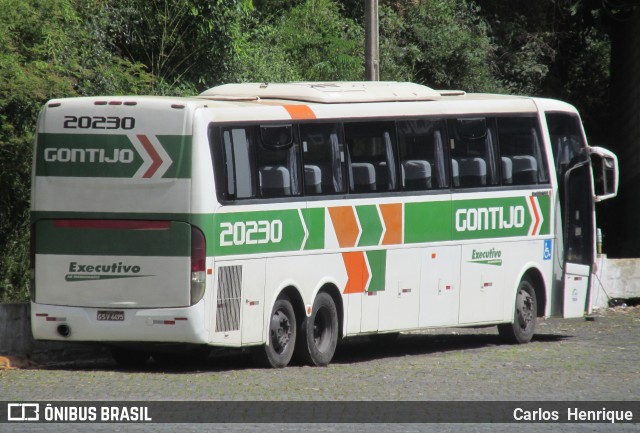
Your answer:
30;97;208;350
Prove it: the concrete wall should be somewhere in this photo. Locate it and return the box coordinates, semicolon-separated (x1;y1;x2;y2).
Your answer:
591;256;640;309
0;303;106;362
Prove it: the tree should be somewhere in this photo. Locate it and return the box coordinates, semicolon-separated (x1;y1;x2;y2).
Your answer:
0;0;152;301
232;0;364;82
474;0;611;140
106;0;253;93
378;0;502;92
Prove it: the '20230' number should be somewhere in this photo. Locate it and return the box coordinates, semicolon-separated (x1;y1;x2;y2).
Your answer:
219;220;283;247
63;115;135;130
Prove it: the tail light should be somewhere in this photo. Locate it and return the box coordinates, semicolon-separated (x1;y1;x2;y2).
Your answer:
29;225;36;301
190;227;206;305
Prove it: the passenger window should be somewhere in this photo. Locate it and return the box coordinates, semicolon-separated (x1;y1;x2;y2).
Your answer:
397;119;449;190
497;117;549;185
211;124;302;200
212;126;257;200
344;122;398;193
299;123;346;195
448;118;498;188
255;125;301;198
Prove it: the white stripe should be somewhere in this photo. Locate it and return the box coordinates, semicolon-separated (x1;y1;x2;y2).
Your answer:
146;134;173;178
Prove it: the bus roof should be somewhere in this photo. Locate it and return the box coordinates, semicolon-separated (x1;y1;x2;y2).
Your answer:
199;82;445;104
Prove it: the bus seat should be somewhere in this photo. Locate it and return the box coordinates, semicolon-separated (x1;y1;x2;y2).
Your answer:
304;165;322;195
402;160;432;190
375;161;390;190
259;166;291;197
451;159;460;187
351;162;376;192
458;157;487;187
501;156;513;185
512;155;538;185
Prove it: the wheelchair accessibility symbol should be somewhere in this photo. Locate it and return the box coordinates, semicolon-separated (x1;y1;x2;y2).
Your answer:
543;239;552;260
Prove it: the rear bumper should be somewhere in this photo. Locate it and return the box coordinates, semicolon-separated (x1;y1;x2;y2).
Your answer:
31;301;208;344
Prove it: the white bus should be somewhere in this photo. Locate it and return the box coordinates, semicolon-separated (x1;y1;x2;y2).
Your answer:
30;82;618;368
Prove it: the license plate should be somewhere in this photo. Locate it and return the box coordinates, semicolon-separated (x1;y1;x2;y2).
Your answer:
97;311;125;321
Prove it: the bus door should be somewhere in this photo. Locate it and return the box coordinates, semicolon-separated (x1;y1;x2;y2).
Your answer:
546;112;594;318
562;160;594;317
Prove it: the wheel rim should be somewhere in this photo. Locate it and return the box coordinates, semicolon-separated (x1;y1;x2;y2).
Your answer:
270;309;291;354
516;287;535;330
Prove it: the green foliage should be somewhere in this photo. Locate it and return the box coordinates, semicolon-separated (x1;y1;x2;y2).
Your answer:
231;0;364;82
475;0;611;140
379;0;503;92
0;0;153;302
106;0;254;93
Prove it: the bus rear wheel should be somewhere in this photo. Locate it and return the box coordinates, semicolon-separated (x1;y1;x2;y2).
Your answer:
296;292;338;366
251;295;296;368
499;278;538;344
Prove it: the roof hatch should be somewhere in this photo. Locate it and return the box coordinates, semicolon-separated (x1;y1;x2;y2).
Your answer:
199;81;442;104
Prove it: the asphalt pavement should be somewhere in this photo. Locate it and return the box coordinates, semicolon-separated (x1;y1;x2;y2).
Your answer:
1;306;638;432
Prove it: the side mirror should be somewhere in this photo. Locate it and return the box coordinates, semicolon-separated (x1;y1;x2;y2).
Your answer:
589;146;618;202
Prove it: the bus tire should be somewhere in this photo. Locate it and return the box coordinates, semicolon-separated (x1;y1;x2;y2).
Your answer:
498;278;538;344
251;295;296;368
110;348;150;369
297;292;338;366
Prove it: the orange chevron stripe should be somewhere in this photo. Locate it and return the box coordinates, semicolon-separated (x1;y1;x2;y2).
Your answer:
529;196;541;235
329;206;360;248
283;105;316;120
379;203;402;245
342;251;369;294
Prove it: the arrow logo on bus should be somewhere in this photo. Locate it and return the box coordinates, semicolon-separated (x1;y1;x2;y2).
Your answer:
129;134;173;178
527;196;544;236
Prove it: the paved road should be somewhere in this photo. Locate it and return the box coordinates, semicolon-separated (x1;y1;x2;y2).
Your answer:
1;306;638;432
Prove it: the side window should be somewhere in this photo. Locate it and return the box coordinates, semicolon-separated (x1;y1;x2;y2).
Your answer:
299;123;346;195
255;124;301;198
211;124;301;200
448;118;499;188
497;117;549;185
211;126;257;200
397;119;449;190
545;112;588;185
344;122;398;193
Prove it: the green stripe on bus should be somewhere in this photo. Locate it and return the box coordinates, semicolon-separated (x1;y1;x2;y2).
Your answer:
451;196;548;240
366;250;386;292
404;200;452;243
356;205;383;247
303;207;325;250
36;220;191;257
212;209;306;256
32;193;552;258
35;133;191;178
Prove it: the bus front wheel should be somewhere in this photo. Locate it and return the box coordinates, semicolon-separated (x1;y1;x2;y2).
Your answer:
498;278;538;344
296;292;338;366
251;295;296;368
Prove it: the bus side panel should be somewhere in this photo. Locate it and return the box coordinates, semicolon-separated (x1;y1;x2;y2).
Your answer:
378;248;420;332
209;258;266;347
419;246;461;327
458;241;506;324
